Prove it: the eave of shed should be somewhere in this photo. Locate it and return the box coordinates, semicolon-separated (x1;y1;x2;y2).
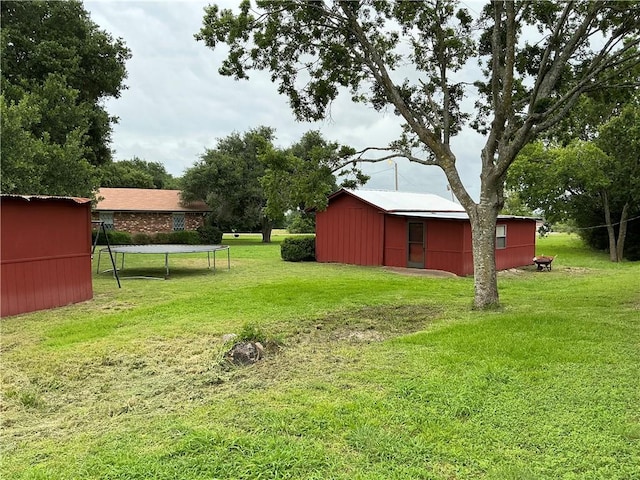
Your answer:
387;211;538;221
1;194;91;204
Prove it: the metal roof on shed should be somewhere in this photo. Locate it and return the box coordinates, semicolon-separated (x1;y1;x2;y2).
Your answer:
340;189;466;212
388;211;537;221
334;189;537;221
387;211;470;220
1;194;91;204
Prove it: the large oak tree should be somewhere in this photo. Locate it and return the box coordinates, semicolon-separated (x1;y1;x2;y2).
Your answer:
181;127;276;241
99;157;180;189
181;128;363;242
197;0;640;308
261;130;367;228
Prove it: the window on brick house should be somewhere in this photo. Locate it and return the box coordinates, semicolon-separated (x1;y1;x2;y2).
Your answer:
496;224;507;249
100;212;114;230
173;213;185;231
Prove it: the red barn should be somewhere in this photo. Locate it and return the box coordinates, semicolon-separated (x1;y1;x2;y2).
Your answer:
315;189;536;276
1;195;93;317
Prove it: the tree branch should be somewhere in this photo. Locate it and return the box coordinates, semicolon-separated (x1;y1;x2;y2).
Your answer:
338;3;448;162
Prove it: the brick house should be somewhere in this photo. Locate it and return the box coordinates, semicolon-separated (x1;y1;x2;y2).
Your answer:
93;188;210;234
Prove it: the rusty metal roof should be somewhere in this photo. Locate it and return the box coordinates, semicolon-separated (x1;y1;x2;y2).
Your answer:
0;194;91;204
94;188;210;212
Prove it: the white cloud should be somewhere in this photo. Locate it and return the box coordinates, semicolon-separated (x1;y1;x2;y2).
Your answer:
86;0;484;200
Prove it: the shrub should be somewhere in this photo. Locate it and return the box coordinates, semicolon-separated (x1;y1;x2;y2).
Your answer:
238;322;267;343
92;230;133;245
625;241;640;261
150;232;171;244
132;232;152;245
197;225;223;244
168;230;200;245
537;222;552;238
281;236;316;262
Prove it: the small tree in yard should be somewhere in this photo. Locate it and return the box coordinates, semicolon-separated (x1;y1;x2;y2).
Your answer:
197;1;640;308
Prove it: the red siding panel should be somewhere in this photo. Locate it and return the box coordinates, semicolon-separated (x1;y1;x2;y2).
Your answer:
315;194;384;266
1;197;93;317
495;219;536;271
383;216;407;267
461;222;474;276
457;218;536;276
424;219;464;274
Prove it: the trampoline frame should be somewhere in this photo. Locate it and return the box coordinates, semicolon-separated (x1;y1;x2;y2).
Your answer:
97;244;230;279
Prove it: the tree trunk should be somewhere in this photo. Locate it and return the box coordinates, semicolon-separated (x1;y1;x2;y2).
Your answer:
602;191;619;262
468;204;500;309
261;218;273;243
615;202;630;262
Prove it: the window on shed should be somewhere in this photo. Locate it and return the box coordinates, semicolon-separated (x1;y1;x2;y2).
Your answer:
100;212;114;230
496;224;507;249
173;213;185;231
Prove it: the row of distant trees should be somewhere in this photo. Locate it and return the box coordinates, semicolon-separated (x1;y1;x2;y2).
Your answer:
506;101;639;262
501;60;640;262
3;0;638;309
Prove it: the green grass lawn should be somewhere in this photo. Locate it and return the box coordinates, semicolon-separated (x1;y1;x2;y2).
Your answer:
2;233;639;479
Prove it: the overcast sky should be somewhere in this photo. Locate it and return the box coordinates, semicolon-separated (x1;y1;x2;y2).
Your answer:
85;0;487;200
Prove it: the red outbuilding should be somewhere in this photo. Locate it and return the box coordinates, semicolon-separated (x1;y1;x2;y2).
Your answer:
1;195;93;317
315;189;536;276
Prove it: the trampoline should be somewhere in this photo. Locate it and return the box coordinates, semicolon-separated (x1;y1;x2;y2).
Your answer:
97;244;230;279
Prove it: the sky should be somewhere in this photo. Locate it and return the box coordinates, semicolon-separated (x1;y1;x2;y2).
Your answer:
85;0;487;200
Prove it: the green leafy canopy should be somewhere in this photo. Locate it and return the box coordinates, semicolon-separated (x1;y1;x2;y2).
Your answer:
1;0;131;197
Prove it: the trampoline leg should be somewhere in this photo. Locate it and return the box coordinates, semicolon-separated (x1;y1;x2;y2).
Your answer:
227;247;230;270
97;250;102;273
207;251;211;270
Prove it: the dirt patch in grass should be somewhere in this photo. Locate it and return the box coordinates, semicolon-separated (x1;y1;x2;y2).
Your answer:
383;267;458;277
560;266;592;274
305;304;441;343
497;265;594;277
497;267;534;277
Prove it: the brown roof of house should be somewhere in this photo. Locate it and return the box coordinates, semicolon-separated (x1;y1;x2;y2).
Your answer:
94;188;210;212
